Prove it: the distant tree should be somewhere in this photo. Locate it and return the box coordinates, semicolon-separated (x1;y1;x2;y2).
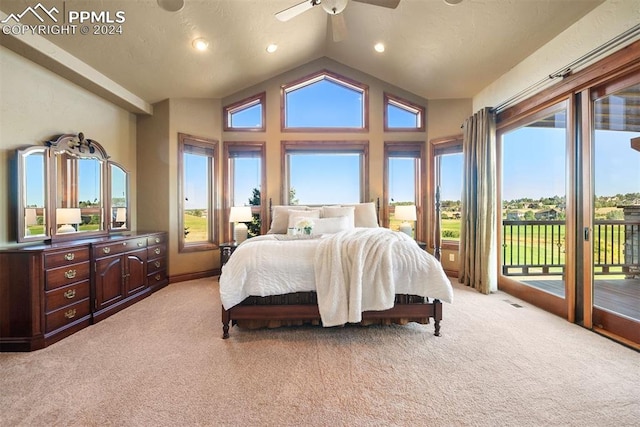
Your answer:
606;209;623;220
247;187;262;237
524;210;535;221
289;187;299;205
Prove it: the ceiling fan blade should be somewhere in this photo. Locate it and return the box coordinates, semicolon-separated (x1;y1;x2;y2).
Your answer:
331;14;348;42
352;0;401;9
275;0;317;22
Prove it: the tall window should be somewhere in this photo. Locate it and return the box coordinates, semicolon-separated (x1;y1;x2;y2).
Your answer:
282;70;368;131
384;142;425;239
282;141;368;205
223;92;265;131
178;133;217;252
384;93;425;132
430;136;463;250
223;141;266;240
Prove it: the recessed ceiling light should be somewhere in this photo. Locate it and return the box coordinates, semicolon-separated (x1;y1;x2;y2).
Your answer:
157;0;184;12
192;38;209;51
444;0;463;5
266;44;278;53
374;43;385;53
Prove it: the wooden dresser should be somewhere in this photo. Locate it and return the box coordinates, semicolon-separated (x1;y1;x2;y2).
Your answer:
0;232;168;351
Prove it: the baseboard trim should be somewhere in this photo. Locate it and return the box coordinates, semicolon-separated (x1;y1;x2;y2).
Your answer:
443;269;459;278
169;269;220;284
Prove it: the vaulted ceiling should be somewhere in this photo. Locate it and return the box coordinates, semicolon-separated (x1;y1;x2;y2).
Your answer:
0;0;605;105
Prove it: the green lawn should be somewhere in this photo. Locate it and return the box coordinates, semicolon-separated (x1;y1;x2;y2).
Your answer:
184;214;208;242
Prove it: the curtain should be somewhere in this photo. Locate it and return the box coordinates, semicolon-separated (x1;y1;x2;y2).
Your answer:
459;107;498;294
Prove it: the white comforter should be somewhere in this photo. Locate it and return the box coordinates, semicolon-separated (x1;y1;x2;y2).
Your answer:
219;228;453;326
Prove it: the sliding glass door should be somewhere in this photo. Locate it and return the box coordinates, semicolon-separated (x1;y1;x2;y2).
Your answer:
498;101;572;318
588;76;640;344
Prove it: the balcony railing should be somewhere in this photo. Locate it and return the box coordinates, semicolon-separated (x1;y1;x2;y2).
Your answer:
502;219;640;277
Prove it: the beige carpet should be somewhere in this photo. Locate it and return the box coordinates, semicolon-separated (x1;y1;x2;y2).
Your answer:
1;278;638;426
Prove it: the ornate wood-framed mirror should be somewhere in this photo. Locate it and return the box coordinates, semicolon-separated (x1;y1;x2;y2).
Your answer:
16;145;50;243
108;161;130;232
15;132;130;243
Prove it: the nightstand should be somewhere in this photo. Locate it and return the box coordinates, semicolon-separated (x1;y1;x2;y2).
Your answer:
416;241;427;251
219;242;238;266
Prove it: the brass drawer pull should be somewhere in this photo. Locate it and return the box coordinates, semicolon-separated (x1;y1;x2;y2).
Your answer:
64;269;77;279
154;274;161;281
103;247;111;254
155;238;160;243
154;261;161;268
64;253;75;261
63;289;76;299
154;248;161;255
64;309;77;319
122;242;127;246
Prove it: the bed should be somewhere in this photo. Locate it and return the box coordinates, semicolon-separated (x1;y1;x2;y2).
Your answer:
219;201;453;338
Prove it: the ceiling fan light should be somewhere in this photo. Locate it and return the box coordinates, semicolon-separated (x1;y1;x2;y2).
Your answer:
192;38;209;51
322;0;349;15
374;43;385;53
157;0;184;12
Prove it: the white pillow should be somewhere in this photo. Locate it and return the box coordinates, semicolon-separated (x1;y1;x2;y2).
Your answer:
268;206;308;234
344;202;379;228
287;210;321;228
311;216;352;235
322;206;355;227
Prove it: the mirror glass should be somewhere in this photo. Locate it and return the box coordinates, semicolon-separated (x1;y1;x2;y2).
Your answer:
18;147;48;242
109;163;129;230
53;151;104;235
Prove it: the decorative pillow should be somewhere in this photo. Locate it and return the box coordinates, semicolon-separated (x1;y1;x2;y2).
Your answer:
344;202;379;228
311;216;352;235
287;209;321;228
321;206;355;227
268;206;308;234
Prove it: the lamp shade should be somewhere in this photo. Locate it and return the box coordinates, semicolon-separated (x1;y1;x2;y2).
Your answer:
115;207;127;222
25;208;38;226
56;208;81;225
229;206;252;223
394;205;417;221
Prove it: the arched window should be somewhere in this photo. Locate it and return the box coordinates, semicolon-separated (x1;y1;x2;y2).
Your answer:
281;70;368;131
384;92;425;132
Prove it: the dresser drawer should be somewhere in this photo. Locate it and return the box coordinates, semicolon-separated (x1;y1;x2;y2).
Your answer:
45;280;90;313
147;234;166;246
45;262;91;291
44;247;90;268
148;270;167;286
147;257;166;274
147;244;166;259
45;299;90;333
94;238;147;258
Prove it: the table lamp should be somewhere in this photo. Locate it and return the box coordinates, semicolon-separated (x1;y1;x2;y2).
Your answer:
229;206;252;244
56;208;81;233
394;205;417;237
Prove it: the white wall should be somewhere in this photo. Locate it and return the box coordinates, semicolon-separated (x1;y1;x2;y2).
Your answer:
473;0;640;110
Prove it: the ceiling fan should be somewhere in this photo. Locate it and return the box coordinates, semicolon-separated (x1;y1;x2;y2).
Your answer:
275;0;401;42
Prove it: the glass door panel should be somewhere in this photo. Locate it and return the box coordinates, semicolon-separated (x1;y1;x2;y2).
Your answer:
591;80;640;342
500;105;569;304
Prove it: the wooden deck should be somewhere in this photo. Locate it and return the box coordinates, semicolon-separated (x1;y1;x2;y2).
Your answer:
521;278;640;321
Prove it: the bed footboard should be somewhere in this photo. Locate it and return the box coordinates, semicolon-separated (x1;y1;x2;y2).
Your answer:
222;297;443;339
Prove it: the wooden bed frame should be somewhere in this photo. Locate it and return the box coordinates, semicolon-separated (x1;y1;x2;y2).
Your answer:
221;194;445;339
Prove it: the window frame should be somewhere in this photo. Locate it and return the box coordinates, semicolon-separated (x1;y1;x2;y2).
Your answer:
281;69;369;132
223;141;267;241
178;133;218;253
428;135;463;252
384;92;426;132
223;92;266;132
383;141;426;240
281;140;369;205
